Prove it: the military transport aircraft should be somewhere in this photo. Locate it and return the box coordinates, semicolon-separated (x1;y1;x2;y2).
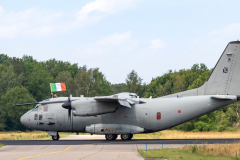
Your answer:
16;41;240;141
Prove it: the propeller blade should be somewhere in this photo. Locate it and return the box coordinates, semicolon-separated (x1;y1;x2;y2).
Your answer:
62;95;72;121
68;106;71;120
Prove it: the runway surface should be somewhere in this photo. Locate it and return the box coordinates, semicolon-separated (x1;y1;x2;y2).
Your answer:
1;136;239;160
0;138;240;145
0;144;177;160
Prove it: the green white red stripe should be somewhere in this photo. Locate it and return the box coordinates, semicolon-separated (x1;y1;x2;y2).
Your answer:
50;83;66;92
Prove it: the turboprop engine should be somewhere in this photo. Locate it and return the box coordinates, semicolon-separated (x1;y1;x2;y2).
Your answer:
85;124;144;134
62;92;140;118
71;99;118;116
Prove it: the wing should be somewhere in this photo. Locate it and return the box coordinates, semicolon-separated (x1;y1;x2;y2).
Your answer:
94;96;135;108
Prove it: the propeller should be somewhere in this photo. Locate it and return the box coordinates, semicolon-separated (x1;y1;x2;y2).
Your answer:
62;95;72;120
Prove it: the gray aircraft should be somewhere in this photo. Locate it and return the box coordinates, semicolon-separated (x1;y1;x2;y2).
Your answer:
17;41;240;141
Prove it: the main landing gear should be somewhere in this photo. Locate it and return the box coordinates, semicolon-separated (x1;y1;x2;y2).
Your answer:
105;134;118;140
121;134;133;140
105;134;133;140
52;134;60;140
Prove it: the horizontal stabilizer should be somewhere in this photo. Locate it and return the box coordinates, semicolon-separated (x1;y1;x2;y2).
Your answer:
211;95;236;100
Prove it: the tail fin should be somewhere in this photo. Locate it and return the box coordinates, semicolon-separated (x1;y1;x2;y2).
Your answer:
205;41;240;95
160;41;240;98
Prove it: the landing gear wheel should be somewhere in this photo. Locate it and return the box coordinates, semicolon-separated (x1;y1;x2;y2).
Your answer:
121;134;133;140
130;134;133;139
105;134;118;140
52;134;59;141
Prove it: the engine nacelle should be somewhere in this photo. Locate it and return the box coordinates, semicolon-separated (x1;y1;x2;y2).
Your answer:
85;124;144;134
71;99;118;116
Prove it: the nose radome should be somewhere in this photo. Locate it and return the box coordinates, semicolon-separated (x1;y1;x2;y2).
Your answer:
20;115;27;126
20;115;24;124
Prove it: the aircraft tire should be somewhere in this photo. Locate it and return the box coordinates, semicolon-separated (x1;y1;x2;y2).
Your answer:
52;134;59;141
130;134;133;139
121;134;133;140
105;134;117;140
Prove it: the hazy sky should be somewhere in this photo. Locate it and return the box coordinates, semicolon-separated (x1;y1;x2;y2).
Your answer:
0;0;240;84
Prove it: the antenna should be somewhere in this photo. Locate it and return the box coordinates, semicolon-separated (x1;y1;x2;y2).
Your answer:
67;85;71;96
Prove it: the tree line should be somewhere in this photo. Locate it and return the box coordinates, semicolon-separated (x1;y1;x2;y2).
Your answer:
0;54;239;132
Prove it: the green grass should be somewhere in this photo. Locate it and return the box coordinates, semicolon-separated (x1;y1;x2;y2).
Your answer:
0;144;5;148
138;148;236;160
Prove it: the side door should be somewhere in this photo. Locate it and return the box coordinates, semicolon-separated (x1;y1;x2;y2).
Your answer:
140;108;150;129
38;105;44;124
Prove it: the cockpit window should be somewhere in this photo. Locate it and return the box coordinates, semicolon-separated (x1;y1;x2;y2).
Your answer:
33;106;38;111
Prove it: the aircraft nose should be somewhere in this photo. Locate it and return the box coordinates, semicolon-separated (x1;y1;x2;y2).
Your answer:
20;115;27;126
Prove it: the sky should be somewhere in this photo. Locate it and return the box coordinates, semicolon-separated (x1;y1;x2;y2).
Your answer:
0;0;240;84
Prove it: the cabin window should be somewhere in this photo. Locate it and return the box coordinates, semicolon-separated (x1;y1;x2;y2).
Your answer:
156;112;161;120
39;114;42;120
34;114;38;120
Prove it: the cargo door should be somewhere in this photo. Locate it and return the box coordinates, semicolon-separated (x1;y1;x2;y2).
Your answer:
140;109;150;129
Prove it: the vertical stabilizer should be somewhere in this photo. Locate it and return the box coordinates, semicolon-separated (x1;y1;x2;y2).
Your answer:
205;41;240;95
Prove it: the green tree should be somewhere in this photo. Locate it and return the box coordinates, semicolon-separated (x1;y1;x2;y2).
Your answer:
0;54;9;63
74;66;112;97
111;83;127;94
124;70;143;97
0;65;24;97
26;63;54;101
0;86;36;131
44;59;79;79
55;71;75;97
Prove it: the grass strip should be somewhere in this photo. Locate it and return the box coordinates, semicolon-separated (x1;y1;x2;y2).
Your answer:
182;144;240;158
0;144;5;148
134;130;240;139
138;148;235;160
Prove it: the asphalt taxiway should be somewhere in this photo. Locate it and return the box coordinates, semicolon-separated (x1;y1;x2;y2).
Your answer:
0;138;239;145
0;136;239;160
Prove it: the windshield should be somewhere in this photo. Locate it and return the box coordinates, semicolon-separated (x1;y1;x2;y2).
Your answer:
32;105;39;111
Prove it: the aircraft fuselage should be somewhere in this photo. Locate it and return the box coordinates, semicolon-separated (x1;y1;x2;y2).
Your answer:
20;95;236;133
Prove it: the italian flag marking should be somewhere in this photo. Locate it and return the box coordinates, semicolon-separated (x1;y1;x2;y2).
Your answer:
50;83;66;92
